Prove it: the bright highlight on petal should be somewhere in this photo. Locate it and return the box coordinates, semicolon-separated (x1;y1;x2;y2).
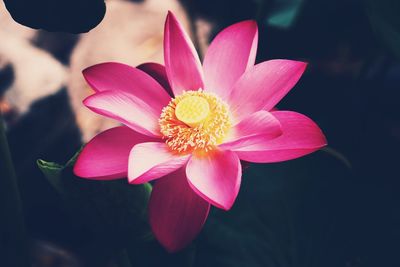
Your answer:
159;90;231;153
128;142;190;184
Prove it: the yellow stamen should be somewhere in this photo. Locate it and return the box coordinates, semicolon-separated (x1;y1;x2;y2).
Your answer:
159;90;231;153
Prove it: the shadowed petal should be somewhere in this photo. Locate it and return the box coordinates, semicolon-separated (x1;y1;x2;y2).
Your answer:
186;150;241;210
232;111;327;162
128;142;190;184
164;11;204;95
74;126;156;180
137;62;173;97
220;110;282;149
203;20;258;100
83;90;161;137
83;62;171;112
149;168;210;252
229;60;307;121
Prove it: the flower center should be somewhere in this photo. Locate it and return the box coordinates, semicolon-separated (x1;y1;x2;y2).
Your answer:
159;90;231;153
175;96;210;127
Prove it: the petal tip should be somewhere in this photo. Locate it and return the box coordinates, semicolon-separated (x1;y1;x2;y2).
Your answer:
82;65;99;92
300;61;308;71
82;62;109;78
186;170;238;211
82;63;102;75
243;19;258;30
289;60;308;73
219;201;234;211
72;160;83;177
82;66;91;76
166;10;176;24
232;19;258;31
127;171;139;184
127;167;146;185
82;94;93;107
127;177;141;185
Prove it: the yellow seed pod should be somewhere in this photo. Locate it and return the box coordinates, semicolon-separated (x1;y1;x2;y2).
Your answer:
175;95;210;127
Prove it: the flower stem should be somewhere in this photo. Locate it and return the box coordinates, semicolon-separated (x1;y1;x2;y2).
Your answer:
0;112;29;266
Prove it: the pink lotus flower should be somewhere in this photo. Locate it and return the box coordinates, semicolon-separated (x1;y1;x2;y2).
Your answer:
73;11;327;252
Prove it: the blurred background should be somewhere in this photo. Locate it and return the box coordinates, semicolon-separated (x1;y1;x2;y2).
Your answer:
1;0;400;266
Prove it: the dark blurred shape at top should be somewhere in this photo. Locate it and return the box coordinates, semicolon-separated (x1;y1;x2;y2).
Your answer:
3;0;106;33
181;0;259;25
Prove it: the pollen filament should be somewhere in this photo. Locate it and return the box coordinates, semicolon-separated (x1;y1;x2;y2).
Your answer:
159;90;231;153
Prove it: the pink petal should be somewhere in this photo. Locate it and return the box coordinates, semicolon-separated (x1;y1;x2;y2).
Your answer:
83;90;160;137
203;20;258;100
149;168;210;252
136;62;173;97
186;150;241;210
232;111;327;163
164;11;204;96
74;126;155;180
219;110;282;149
83;62;171;112
229;60;307;121
128;142;190;184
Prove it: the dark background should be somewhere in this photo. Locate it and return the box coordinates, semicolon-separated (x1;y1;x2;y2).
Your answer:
1;0;400;266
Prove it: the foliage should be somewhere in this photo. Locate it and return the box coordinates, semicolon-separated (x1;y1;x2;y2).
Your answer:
37;151;152;263
37;147;350;266
267;0;305;29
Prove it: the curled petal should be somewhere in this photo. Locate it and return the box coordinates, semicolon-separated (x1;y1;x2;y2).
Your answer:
203;20;258;100
128;142;190;184
83;62;171;111
232;111;327;163
164;11;204;95
83;90;160;137
136;62;173;97
229;60;307;121
186;150;241;210
149;168;210;252
74;126;155;180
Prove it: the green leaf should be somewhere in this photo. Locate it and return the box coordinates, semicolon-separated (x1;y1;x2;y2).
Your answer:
267;0;305;29
37;159;64;192
37;159;64;175
37;151;153;262
367;0;400;59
